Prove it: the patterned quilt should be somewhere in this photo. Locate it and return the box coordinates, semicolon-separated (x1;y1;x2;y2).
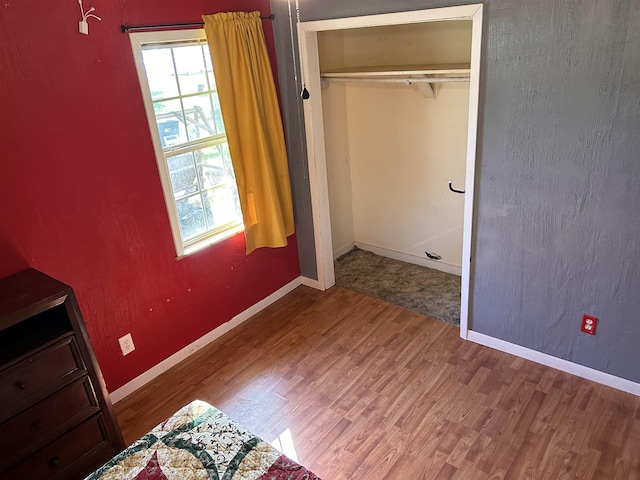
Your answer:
85;400;321;480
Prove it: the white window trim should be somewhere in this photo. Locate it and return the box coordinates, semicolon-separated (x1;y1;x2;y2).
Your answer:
129;29;243;259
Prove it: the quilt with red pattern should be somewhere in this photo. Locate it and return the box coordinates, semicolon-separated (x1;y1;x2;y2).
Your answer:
85;400;320;480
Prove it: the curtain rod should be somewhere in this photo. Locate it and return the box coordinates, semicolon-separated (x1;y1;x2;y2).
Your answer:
121;14;274;33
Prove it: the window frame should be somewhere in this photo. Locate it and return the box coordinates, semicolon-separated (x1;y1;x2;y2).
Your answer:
129;29;243;259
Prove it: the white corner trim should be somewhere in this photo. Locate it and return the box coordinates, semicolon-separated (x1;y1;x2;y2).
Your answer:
109;277;303;404
467;331;640;396
300;276;323;290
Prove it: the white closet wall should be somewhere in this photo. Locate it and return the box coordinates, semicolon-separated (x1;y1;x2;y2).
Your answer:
323;84;355;257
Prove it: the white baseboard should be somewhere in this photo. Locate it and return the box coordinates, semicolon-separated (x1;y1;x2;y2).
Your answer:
109;275;640;402
333;242;356;259
109;277;303;404
355;242;463;276
467;331;640;396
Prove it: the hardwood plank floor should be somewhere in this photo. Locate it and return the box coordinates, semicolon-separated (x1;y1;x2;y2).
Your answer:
114;286;640;479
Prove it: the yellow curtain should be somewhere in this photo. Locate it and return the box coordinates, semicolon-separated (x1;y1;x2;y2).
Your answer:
203;11;295;255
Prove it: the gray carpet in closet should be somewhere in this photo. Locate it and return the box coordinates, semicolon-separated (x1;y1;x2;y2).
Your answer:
334;247;461;326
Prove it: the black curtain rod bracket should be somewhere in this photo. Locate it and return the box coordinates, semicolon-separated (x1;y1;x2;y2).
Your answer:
121;14;274;33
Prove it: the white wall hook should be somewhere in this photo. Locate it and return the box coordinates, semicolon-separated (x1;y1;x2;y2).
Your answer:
78;0;101;35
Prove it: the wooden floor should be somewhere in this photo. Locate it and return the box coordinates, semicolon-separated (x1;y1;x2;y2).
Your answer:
114;286;640;479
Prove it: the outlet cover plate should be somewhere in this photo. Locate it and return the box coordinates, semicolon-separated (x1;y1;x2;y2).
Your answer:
580;314;597;335
118;333;135;356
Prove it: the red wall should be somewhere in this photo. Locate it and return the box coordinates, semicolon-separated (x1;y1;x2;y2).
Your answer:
0;0;300;391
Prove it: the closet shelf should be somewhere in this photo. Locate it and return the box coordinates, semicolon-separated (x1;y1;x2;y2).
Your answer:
320;63;470;82
320;64;470;99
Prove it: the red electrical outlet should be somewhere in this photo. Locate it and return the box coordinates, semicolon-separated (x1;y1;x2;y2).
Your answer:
580;314;598;335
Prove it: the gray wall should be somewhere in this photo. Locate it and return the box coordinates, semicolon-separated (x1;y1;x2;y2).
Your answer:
272;0;317;279
272;0;640;384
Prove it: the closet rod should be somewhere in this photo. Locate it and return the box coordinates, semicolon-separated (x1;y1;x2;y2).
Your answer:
121;15;274;33
322;76;469;84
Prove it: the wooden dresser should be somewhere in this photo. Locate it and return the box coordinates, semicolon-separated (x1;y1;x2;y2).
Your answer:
0;269;125;480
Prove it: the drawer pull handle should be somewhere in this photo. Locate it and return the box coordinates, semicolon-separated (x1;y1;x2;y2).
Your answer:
49;456;61;467
15;380;27;390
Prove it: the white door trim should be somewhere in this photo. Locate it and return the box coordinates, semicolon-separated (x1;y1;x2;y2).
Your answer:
298;4;483;340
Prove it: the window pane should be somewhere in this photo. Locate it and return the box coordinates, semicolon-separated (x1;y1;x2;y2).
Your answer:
173;45;208;96
211;94;225;134
204;49;217;91
154;99;187;147
176;195;206;239
202;185;242;229
168;152;197;198
142;49;179;100
196;144;232;189
220;143;234;176
182;95;217;141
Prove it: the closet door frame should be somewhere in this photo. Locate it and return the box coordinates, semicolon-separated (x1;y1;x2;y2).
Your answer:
298;4;483;339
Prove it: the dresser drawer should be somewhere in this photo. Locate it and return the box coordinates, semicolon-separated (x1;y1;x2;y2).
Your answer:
0;336;85;418
2;414;114;480
0;377;99;471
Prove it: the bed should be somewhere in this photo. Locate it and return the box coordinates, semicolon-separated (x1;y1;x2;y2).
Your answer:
85;400;321;480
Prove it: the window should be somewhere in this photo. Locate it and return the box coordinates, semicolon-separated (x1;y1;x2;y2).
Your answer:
130;30;243;257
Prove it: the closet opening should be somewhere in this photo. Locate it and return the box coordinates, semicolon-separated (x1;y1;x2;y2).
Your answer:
298;5;483;338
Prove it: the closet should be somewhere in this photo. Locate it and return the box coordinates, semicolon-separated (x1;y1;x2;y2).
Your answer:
318;20;473;277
